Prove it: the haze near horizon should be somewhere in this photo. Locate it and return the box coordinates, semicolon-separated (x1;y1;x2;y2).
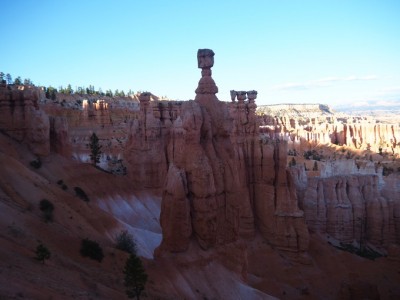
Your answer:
1;0;400;109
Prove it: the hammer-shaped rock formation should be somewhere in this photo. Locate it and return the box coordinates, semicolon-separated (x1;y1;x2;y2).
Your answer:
127;49;309;254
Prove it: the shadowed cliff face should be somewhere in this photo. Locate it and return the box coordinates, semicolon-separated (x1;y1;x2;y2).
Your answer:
0;84;50;156
291;166;400;247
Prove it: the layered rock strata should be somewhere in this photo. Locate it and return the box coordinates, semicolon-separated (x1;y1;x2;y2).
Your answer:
291;166;400;247
0;84;50;156
129;49;310;254
258;104;400;155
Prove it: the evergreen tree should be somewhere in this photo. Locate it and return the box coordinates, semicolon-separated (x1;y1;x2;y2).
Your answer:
66;84;73;94
0;72;4;81
106;89;113;97
45;87;51;99
89;132;102;166
51;89;57;100
14;76;22;85
6;73;12;85
23;78;32;85
123;254;148;299
35;243;51;264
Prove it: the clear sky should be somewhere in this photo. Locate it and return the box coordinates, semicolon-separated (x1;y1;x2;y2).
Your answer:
1;0;400;108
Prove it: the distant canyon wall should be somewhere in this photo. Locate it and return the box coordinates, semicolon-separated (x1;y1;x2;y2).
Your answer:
258;104;400;155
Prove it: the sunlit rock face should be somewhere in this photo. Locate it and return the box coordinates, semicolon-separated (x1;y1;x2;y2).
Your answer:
0;84;50;156
125;49;310;254
258;104;400;156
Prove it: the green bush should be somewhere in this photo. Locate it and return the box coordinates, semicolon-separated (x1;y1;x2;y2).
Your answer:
80;238;104;262
116;230;137;254
39;199;54;222
35;243;51;263
74;187;90;202
30;158;42;169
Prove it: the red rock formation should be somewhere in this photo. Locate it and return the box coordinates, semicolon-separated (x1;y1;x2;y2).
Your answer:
0;84;50;156
294;171;398;247
153;49;309;254
49;116;71;156
258;104;400;155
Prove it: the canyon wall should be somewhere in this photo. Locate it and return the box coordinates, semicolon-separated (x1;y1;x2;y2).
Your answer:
0;83;50;156
291;165;400;248
258;104;400;155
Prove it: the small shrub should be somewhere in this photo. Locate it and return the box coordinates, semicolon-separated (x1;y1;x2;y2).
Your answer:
116;230;137;254
57;179;63;185
289;157;296;167
303;150;322;161
61;184;68;190
382;166;394;176
30;158;42;169
35;243;51;263
74;187;90;202
80;238;104;262
39;199;54;222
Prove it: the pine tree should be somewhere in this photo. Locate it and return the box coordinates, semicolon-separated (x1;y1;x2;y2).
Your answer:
0;72;4;81
45;87;50;99
23;78;32;85
14;76;22;85
123;254;148;299
35;243;51;264
89;132;102;166
106;89;113;97
66;84;73;94
51;89;57;100
6;73;12;85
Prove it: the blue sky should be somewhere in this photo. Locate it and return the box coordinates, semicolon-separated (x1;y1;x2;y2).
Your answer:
1;0;400;108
